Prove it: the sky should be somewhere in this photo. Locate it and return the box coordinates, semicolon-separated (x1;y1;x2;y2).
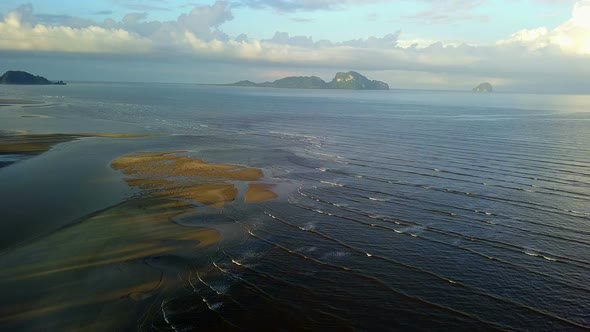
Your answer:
0;0;589;92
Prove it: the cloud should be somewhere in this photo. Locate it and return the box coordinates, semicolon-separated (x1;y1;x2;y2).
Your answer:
110;0;171;11
498;0;590;55
234;0;389;12
402;0;490;23
94;10;115;15
289;17;315;22
0;11;152;54
0;1;589;91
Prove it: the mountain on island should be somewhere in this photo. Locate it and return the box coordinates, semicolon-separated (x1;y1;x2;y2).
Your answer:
473;82;493;93
227;71;389;90
0;71;66;85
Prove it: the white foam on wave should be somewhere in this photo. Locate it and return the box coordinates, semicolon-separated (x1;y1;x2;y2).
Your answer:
524;251;557;262
212;262;228;274
321;250;350;260
321;180;343;187
231;259;243;266
300;222;316;231
366;253;373;257
264;211;277;219
313;209;334;216
369;197;388;202
316;167;327;172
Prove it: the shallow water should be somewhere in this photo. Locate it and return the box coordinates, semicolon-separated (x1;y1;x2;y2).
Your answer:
1;83;589;330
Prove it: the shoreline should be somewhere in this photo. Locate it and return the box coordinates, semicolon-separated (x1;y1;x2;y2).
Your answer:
0;132;279;329
0;99;43;107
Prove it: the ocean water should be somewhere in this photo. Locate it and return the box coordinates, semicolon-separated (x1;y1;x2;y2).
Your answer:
1;83;590;331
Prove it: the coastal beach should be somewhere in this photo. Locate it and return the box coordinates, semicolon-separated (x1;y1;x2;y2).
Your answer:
1;83;589;330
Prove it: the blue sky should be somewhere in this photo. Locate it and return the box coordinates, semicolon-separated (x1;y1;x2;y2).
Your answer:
0;0;575;42
0;0;589;92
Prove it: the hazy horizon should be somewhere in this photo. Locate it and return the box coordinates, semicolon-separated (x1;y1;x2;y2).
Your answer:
0;0;589;93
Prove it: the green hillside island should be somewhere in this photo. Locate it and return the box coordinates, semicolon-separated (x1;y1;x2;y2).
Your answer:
227;71;389;90
0;71;66;85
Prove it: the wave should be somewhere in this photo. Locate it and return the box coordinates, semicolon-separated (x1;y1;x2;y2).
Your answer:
320;180;344;187
524;251;557;262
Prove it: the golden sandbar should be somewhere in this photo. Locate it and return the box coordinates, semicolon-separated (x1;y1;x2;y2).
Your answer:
112;151;276;207
0;133;154;154
245;183;278;203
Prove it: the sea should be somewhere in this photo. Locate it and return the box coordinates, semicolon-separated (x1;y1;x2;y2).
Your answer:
1;83;589;331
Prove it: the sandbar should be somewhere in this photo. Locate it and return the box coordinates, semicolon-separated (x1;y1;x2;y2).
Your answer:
112;151;276;207
0;132;154;154
0;198;220;330
0;99;42;106
0;145;278;329
245;183;278;203
112;151;263;181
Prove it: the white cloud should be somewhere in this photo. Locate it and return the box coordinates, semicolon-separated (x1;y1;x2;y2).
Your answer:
498;0;590;55
0;11;152;53
0;1;589;91
235;0;389;12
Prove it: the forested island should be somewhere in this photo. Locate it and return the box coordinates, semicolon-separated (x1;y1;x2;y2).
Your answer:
226;71;389;90
0;71;66;85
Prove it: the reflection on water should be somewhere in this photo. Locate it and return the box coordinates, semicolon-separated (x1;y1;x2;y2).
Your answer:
0;84;589;330
0;197;218;330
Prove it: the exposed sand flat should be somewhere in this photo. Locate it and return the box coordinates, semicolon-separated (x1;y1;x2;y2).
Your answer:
162;183;238;208
0;133;153;154
0;148;276;329
0;199;218;281
245;183;278;203
112;152;263;181
112;151;275;207
0;99;42;106
81;133;156;139
0;134;75;153
0;198;219;330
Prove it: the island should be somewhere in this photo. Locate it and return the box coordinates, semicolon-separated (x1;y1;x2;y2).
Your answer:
226;71;389;90
473;82;493;93
0;70;66;85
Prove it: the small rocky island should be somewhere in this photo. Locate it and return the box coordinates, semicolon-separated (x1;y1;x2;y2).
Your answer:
227;71;389;90
0;71;66;85
473;82;493;93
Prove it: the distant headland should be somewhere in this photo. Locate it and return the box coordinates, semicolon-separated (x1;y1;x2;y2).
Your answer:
0;71;66;85
473;82;493;93
225;71;389;90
